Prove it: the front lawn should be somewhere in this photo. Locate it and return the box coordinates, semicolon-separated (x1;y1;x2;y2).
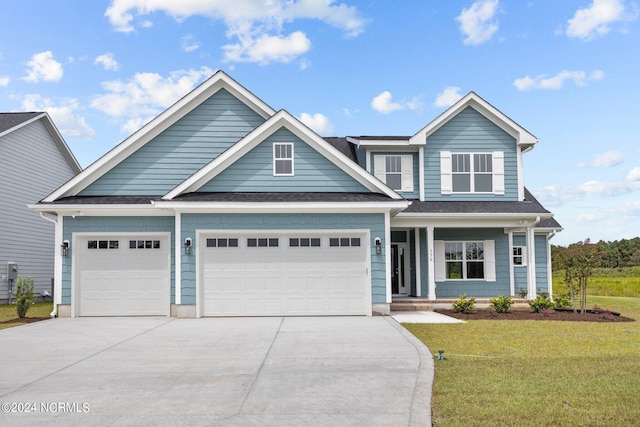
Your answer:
405;296;640;426
0;302;53;330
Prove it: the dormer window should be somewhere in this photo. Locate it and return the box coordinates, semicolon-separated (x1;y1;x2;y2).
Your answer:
373;154;414;192
273;143;294;176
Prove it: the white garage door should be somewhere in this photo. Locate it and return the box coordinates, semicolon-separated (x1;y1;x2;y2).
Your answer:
75;234;170;316
200;231;369;316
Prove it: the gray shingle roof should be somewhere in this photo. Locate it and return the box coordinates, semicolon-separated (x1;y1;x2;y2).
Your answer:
0;112;42;134
323;137;358;162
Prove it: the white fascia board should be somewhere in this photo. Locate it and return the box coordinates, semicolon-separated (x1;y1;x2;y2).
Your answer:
43;71;276;202
28;204;172;217
351;139;411;147
153;200;409;214
409;92;538;147
392;212;552;228
164;110;403;200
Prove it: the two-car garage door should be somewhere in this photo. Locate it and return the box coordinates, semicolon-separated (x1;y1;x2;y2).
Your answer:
75;234;170;316
199;231;370;316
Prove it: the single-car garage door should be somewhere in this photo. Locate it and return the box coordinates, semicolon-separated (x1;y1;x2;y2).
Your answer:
75;234;171;316
200;231;370;316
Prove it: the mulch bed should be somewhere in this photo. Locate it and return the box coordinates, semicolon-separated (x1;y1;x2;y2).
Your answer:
435;308;635;322
0;317;50;324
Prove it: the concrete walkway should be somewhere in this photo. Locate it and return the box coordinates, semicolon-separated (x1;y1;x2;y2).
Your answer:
0;316;433;426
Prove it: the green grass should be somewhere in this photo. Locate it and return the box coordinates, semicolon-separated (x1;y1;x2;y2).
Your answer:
553;275;640;298
0;302;53;330
405;296;640;426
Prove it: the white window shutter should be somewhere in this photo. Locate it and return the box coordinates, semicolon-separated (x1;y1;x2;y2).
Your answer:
401;154;414;192
493;151;504;195
440;151;452;195
434;240;445;282
374;155;386;182
484;240;496;282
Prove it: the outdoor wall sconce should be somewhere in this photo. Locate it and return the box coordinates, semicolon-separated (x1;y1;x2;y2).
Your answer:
374;237;382;255
184;237;192;255
61;240;70;257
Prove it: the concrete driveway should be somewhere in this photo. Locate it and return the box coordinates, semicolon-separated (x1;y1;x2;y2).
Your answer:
0;316;433;426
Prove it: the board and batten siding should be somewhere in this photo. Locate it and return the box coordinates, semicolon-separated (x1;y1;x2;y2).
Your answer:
431;228;510;298
180;213;386;304
61;216;175;305
198;128;369;193
79;89;266;196
423;106;519;201
0;119;78;301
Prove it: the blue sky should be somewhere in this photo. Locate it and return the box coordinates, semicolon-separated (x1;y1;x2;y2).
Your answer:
1;0;638;246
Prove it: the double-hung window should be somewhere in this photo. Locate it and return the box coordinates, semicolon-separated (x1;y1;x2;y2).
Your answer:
373;154;414;192
444;241;485;279
441;151;504;195
513;246;526;266
273;143;293;176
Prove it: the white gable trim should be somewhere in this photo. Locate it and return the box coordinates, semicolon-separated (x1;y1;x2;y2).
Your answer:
43;71;276;202
409;92;538;147
163;110;404;200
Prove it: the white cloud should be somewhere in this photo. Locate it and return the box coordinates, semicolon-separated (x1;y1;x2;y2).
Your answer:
223;31;311;64
298;112;334;135
566;0;634;40
371;91;404;115
23;51;63;83
578;150;624;168
22;94;95;139
182;34;200;52
0;76;9;87
627;167;640;181
455;0;500;45
104;0;366;64
90;67;213;132
95;53;119;71
370;91;422;115
536;178;640;206
434;86;463;107
513;70;604;90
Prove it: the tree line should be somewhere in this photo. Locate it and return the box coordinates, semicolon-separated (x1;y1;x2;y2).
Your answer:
552;237;640;269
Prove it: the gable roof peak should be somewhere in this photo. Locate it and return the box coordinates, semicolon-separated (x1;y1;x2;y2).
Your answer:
409;91;538;148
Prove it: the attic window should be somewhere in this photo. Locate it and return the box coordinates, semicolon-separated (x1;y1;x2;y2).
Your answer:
273;143;294;176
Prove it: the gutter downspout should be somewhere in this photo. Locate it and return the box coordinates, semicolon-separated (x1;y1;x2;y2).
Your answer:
39;212;61;318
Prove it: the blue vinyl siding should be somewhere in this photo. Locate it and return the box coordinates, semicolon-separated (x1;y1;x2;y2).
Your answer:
370;152;420;199
61;216;175;304
423;106;519;201
535;234;550;293
79;89;266;196
180;213;385;304
433;228;510;298
198;128;369;192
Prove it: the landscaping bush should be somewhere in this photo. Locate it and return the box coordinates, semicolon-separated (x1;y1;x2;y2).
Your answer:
529;295;554;313
489;295;513;313
14;276;35;319
553;294;572;308
452;294;476;313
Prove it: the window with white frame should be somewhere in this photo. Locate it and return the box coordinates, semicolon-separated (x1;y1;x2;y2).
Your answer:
513;246;526;266
273;143;293;176
373;154;413;191
441;151;504;195
444;241;485;280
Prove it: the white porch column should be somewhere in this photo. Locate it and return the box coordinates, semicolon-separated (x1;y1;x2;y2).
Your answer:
174;212;182;305
526;225;537;299
427;226;436;300
414;227;422;297
508;231;515;296
385;212;392;303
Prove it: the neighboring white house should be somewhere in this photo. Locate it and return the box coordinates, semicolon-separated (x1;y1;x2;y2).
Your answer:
0;112;81;303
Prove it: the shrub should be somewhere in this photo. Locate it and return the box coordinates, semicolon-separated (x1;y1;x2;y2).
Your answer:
517;288;528;298
452;294;476;314
553;294;571;308
529;295;554;313
14;276;35;319
489;295;513;313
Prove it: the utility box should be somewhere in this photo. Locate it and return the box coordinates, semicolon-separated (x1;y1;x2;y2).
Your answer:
7;262;18;281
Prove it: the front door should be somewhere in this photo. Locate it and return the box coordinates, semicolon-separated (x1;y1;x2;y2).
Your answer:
391;244;408;295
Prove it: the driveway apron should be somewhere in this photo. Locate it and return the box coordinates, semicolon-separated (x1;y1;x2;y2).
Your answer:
0;316;433;426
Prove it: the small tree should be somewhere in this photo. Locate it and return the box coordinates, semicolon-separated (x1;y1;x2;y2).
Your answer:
14;276;35;318
553;239;603;314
